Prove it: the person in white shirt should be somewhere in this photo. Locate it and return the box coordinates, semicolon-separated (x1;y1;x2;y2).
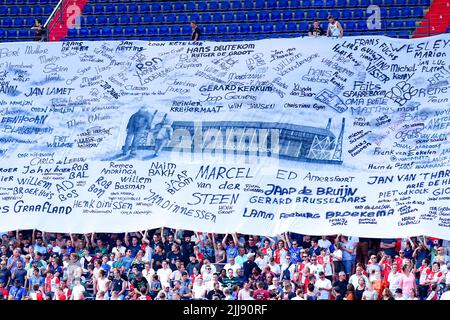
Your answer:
308;256;324;280
318;236;331;251
388;262;402;293
268;256;281;276
291;288;305;300
111;239;127;256
156;260;172;288
70;278;85;300
224;257;240;277
316;272;332;300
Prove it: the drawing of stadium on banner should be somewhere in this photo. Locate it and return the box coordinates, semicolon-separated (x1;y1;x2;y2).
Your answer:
108;107;345;165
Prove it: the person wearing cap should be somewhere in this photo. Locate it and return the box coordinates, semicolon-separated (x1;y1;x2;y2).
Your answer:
243;252;259;278
394;288;405;300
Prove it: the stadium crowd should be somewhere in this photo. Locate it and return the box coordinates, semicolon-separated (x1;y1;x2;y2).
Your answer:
1;229;449;300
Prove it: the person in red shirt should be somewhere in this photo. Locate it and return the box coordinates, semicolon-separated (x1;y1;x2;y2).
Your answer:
253;281;270;300
425;262;443;290
273;240;288;265
0;281;8;300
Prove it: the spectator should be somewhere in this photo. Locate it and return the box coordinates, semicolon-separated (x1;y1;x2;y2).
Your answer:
399;264;416;299
316;271;332;300
381;288;395;300
31;18;47;42
191;21;201;41
308;19;325;37
9;279;27;300
326;15;343;38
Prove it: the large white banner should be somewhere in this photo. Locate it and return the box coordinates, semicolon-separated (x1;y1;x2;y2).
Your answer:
0;35;449;238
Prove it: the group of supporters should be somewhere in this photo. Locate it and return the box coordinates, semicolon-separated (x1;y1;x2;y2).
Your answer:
1;229;449;300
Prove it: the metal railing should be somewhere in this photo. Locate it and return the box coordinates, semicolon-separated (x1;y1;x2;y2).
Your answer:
44;0;70;40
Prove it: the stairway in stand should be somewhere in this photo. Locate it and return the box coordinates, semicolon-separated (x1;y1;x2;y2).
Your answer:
413;0;450;37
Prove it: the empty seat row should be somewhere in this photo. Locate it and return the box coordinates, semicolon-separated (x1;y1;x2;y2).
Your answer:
0;5;54;16
0;0;57;4
0;15;46;27
85;0;431;13
0;28;34;38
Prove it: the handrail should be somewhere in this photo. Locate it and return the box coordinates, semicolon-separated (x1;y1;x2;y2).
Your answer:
44;0;64;29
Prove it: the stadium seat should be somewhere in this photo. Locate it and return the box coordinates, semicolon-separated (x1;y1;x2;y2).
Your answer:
229;24;238;34
326;0;335;6
407;0;418;4
79;28;89;37
18;29;29;38
186;2;196;11
105;4;115;13
240;23;250;33
13;17;24;27
163;2;173;11
178;13;188;23
400;8;411;17
124;26;135;36
223;12;234;22
67;28;77;38
346;21;356;30
205;24;216;34
21;5;31;15
113;26;123;36
255;0;266;9
7;29;18;38
275;21;286;32
299;21;308;31
267;0;277;9
128;3;139;13
200;13;211;23
294;10;304;19
147;25;157;35
247;11;258;21
314;0;325;7
220;1;231;10
90;26;100;36
197;2;207;11
213;12;223;22
102;26;112;37
231;0;242;10
94;4;104;14
9;5;19;15
306;10;316;19
174;2;185;11
353;9;364;19
109;15;119;25
244;0;253;9
283;10;294;20
271;10;282;20
263;23;274;32
348;0;358;6
151;3;161;12
360;0;370;5
330;9;340;19
217;24;227;34
399;30;410;38
290;0;301;7
259;11;270;21
413;7;423;17
405;20;416;28
166;13;177;23
44;5;53;15
252;23;262;33
182;25;192;34
119;15;130;25
154;13;165;23
140;3;150;13
286;21;297;32
342;9;352;19
131;15;142;24
356;20;367;30
279;0;289;8
209;1;219;10
189;13;200;22
303;0;313;7
318;9;328;19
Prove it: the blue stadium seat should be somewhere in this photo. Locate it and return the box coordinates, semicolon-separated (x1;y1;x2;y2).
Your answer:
166;13;177;23
255;0;266;9
209;1;219;10
271;10;282;20
147;25;157;35
124;26;135;36
413;7;423;17
279;0;289;7
318;9;328;19
314;0;325;6
151;3;162;12
189;13;200;22
353;9;364;19
163;2;173;11
229;24;238;33
326;0;335;6
302;0;313;7
205;24;216;34
197;2;207;11
342;9;352;19
7;29;18;38
105;4;115;13
240;23;250;33
0;6;6;15
182;25;191;34
275;21;286;32
109;15;119;25
247;11;258;21
86;15;96;25
171;25;182;35
388;8;400;18
283;10;294;20
154;13;165;23
185;2;195;11
336;0;346;6
140;3;150;13
90;26;100;37
290;0;301;7
13;17;24;27
25;17;35;26
97;15;107;25
360;0;370;5
264;23;274;32
131;15;142;24
113;26;123;36
286;21;297;32
348;0;358;6
119;15;130;25
400;8;411;17
21;5;31;15
128;3;139;13
67;28;77;37
299;21;308;31
174;2;185;11
231;0;242;10
306;10;316;19
392;21;404;28
18;29;30;38
346;21;356;30
405;20;416;28
260;11;270;21
267;0;277;9
220;1;231;10
178;13;188;23
200;13;211;23
213;12;223;22
82;4;92;14
330;9;340;19
244;0;253;9
117;4;127;13
407;0;418;4
252;23;262;33
217;24;227;33
102;27;112;37
224;12;234;22
294;10;304;19
398;30;410;38
356;20;367;30
9;5;19;14
94;4;104;14
235;11;246;21
143;15;152;24
79;28;88;37
44;5;53;15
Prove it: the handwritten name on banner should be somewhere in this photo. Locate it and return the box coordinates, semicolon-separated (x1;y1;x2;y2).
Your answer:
0;35;449;238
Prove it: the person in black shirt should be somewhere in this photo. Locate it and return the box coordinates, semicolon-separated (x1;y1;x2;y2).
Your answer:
333;271;348;297
191;21;201;41
308;19;325;37
31;18;47;42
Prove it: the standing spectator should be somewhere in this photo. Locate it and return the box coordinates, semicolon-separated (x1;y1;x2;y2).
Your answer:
284;234;301;264
399;264;416;299
253;281;270;300
222;233;239;263
355;277;366;300
31;18;47;41
333;271;348;297
212;237;226;264
387;262;402;294
274;239;288;265
308;19;325;37
316;271;332;300
243;253;259;278
0;260;11;288
326;15;343;38
191;21;201;41
9;279;27;300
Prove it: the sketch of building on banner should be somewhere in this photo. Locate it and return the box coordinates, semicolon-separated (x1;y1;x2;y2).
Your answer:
165;118;345;164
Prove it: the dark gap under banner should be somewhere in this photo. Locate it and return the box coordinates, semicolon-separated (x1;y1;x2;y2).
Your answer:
0;35;449;238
